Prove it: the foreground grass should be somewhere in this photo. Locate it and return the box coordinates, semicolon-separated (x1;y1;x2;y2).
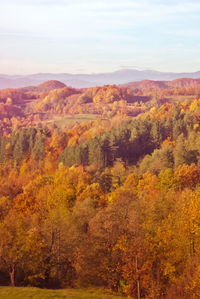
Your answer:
0;287;125;299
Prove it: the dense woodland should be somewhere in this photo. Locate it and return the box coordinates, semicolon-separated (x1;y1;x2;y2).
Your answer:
0;78;200;298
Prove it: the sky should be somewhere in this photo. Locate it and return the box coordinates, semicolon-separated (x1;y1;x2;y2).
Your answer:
0;0;200;74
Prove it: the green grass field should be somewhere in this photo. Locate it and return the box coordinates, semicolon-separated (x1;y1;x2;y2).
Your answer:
0;287;125;299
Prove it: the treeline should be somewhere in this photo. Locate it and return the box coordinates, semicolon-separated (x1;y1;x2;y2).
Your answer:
0;128;50;165
59;104;200;169
1;103;199;170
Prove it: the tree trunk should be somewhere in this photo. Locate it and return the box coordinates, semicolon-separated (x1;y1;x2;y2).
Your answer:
135;256;140;299
9;266;15;286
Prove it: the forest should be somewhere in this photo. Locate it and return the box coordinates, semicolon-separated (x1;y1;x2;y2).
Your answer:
0;78;200;298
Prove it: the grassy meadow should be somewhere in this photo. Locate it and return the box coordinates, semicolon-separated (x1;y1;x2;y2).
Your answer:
44;114;100;128
0;287;125;299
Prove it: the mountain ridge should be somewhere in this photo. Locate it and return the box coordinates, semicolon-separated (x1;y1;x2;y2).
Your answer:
1;68;200;89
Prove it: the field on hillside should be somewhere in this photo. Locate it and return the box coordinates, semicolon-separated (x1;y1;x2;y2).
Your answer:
0;287;125;299
43;114;101;128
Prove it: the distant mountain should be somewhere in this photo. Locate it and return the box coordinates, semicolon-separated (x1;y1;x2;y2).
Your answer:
1;69;200;89
0;76;39;89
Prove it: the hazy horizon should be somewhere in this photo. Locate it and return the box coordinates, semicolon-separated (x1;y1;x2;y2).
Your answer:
1;67;200;77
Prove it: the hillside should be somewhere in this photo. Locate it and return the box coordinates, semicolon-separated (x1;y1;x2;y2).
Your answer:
0;79;200;298
37;80;66;91
0;77;200;136
124;77;200;90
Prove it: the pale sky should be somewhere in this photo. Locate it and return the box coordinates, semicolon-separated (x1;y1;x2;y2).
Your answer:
0;0;200;74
